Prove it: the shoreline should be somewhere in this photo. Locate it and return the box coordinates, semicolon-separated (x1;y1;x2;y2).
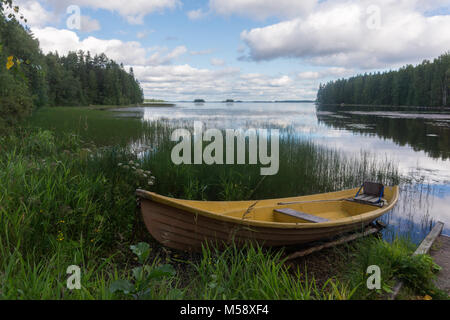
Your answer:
318;103;450;111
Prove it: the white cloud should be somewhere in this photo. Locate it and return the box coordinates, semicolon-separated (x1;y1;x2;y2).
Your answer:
136;32;147;39
233;74;316;100
80;15;100;32
132;64;238;99
148;46;187;65
269;75;292;87
209;0;317;20
133;64;239;84
190;49;214;55
32;27;186;66
413;0;450;12
297;71;320;80
298;67;354;80
241;0;450;68
132;64;316;101
187;9;208;20
11;0;56;28
239;73;293;88
45;0;181;24
210;58;225;66
136;30;155;39
21;1;356;101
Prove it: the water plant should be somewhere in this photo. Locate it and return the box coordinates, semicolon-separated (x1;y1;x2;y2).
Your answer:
186;243;358;300
0;107;439;300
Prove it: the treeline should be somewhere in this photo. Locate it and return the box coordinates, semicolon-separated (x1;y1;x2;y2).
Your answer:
317;53;450;108
44;52;143;107
0;3;143;127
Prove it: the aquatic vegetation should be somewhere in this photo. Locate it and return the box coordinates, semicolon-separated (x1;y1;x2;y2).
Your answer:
343;237;446;299
2;106;443;300
0;126;403;299
187;243;358;300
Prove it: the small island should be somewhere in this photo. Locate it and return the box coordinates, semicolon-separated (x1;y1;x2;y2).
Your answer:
142;99;175;107
194;99;205;103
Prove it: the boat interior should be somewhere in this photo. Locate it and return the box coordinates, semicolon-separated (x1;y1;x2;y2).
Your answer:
225;200;377;223
146;184;398;224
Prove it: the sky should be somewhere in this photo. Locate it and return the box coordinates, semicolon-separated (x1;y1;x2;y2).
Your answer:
12;0;450;101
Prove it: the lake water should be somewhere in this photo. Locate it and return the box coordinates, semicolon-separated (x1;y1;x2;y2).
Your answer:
114;102;450;241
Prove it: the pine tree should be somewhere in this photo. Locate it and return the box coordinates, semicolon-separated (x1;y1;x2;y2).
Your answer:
317;53;450;108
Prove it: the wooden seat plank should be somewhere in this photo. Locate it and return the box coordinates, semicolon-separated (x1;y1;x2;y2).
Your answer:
274;208;329;223
355;195;380;203
356;195;375;201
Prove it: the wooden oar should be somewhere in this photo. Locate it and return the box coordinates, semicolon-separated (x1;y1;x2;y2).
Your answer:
279;197;387;207
277;198;349;205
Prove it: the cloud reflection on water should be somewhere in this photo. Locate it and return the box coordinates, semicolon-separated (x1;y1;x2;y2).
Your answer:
122;102;450;237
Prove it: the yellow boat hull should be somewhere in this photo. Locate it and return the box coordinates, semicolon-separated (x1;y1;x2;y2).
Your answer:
137;186;399;252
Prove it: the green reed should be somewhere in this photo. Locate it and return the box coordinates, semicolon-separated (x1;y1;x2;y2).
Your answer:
342;237;447;300
0;106;417;300
185;243;358;300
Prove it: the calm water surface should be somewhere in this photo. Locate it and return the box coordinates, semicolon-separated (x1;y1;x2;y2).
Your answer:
115;102;450;241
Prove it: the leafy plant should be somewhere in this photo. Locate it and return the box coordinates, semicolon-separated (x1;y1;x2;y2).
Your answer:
130;242;151;264
109;243;181;300
344;237;446;299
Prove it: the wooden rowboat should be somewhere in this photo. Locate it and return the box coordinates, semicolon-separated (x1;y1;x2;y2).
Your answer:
136;185;399;252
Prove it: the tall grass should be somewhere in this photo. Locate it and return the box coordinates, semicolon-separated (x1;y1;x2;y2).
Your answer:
0;126;403;299
135;123;400;201
342;237;446;300
186;244;357;300
0;107;409;299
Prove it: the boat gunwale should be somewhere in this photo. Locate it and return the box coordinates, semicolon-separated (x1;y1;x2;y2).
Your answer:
136;186;399;229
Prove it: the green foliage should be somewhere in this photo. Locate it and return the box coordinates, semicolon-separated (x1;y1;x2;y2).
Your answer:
109;243;181;300
130;242;151;264
44;52;143;107
27;107;400;201
0;70;33;129
0;123;435;300
395;254;442;293
317;52;450;107
0;4;143;129
0;243;118;299
23;128;56;154
0;128;158;299
0;129;151;256
344;237;446;299
187;243;357;300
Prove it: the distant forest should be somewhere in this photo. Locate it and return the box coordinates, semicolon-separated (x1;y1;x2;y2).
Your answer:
0;2;143;126
317;53;450;108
